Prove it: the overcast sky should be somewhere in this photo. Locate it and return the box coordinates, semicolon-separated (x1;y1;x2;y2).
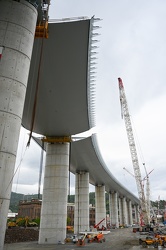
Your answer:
12;0;166;202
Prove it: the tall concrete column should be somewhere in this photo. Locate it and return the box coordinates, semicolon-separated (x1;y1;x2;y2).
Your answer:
39;142;70;244
118;197;123;226
127;200;133;225
109;192;119;228
95;185;106;228
122;197;128;226
74;172;89;234
0;1;37;249
133;205;138;224
136;205;140;225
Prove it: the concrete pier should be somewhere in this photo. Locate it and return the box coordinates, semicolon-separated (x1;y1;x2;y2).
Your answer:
122;197;128;226
0;1;37;249
95;185;106;228
109;192;119;228
119;197;123;226
74;172;89;233
128;200;133;225
135;205;140;224
38;142;70;244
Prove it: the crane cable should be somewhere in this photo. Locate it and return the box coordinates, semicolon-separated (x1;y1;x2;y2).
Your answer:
0;144;28;209
26;38;45;147
38;139;44;199
27;1;50;147
6;146;28;193
15;128;26;194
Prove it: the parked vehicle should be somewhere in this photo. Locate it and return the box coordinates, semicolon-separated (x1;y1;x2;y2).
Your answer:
139;236;164;248
72;235;78;244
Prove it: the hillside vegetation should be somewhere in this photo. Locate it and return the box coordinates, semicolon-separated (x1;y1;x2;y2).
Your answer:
10;191;162;213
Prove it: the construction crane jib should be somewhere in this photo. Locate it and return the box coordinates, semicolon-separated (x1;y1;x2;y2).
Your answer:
118;77;149;226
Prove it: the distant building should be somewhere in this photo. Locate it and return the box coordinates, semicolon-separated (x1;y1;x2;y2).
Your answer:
18;199;96;226
8;209;18;219
18;199;41;220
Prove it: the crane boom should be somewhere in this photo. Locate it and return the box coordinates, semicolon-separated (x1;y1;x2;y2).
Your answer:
118;77;149;226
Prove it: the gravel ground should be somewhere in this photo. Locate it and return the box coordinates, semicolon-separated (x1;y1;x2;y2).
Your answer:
4;228;145;250
5;227;166;250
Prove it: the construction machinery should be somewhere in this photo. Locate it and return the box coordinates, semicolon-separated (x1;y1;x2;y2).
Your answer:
35;0;50;38
76;234;86;246
118;77;149;226
139;233;166;248
123;166;153;224
94;218;106;230
88;232;106;243
142;163;154;223
139;236;163;248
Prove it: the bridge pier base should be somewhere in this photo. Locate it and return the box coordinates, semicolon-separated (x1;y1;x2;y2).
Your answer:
0;1;37;249
38;142;70;244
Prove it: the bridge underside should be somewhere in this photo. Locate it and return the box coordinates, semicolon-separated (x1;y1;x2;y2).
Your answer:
22;18;93;136
70;135;139;204
22;18;139;204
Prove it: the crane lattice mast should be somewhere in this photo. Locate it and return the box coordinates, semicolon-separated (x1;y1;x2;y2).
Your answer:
142;163;154;223
118;77;149;226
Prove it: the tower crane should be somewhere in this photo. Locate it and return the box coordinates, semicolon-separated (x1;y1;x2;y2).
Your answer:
118;77;149;226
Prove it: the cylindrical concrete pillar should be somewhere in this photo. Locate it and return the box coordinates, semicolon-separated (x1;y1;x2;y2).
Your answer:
109;192;119;228
109;194;112;227
118;197;123;226
122;197;128;226
133;205;136;224
39;142;70;244
136;205;140;225
95;185;106;228
128;200;133;225
74;172;89;234
0;1;37;248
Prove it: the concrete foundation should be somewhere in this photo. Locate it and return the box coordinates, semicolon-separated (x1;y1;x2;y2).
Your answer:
74;172;89;233
0;1;37;249
95;185;106;228
38;142;70;244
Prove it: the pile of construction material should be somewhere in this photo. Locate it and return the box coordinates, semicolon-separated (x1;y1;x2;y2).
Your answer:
5;228;39;243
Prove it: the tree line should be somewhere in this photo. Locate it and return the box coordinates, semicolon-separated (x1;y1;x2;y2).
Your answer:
10;191;163;213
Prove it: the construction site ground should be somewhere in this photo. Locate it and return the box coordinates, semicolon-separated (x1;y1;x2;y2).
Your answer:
4;227;166;250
